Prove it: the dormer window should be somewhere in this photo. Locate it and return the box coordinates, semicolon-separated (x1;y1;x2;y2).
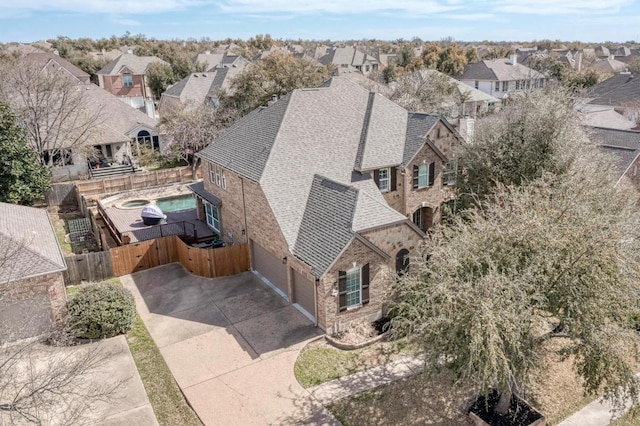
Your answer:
123;74;133;87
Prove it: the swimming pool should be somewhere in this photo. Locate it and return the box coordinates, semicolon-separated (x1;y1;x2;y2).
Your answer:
155;195;197;212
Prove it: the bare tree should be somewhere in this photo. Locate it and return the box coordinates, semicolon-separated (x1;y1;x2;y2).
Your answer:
0;237;125;425
390;69;460;117
0;54;103;168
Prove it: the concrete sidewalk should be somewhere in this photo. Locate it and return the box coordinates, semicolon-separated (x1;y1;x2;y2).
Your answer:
558;394;637;426
309;356;424;405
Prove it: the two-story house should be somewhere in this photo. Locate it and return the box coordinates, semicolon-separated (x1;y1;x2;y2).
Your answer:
459;55;548;99
191;77;463;333
96;51;168;118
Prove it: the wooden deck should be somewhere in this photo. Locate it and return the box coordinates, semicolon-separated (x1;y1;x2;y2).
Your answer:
102;206;214;243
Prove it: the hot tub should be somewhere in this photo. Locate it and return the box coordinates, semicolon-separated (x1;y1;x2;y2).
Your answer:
120;199;151;209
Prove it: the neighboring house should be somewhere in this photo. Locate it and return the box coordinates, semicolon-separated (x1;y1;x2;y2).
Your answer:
96;52;168;118
51;84;160;182
592;57;628;74
194;51;250;72
587;73;640;125
193;77;463;332
459;55;548;99
586;126;640;188
159;67;246;114
0;203;67;342
319;47;379;75
27;52;91;84
420;69;501;118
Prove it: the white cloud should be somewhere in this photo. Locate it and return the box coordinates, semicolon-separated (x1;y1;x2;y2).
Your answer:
489;0;632;15
110;16;142;26
216;0;461;15
1;0;202;15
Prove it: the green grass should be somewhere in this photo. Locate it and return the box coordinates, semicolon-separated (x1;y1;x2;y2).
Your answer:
126;314;202;426
611;406;640;426
294;347;361;387
294;339;418;388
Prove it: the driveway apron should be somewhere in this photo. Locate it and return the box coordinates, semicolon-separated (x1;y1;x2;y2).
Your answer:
121;263;336;425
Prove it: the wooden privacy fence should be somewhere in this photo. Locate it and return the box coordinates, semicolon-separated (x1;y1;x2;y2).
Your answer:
63;251;114;285
110;235;250;278
75;165;201;198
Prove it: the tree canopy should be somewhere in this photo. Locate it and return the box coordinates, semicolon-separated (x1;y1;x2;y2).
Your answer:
0;103;51;205
391;86;640;415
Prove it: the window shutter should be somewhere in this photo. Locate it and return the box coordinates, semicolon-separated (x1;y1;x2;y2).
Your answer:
361;263;370;305
338;271;347;312
373;169;380;187
412;166;419;189
390;168;397;191
428;162;435;186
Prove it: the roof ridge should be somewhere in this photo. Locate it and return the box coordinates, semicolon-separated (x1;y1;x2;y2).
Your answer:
354;92;376;171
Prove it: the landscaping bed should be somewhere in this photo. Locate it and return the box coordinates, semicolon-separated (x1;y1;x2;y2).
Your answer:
325;317;391;350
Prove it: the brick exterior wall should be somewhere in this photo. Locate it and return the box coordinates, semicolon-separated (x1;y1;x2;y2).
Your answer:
380;120;459;229
0;272;67;342
105;74;146;98
319;237;393;334
201;161;428;333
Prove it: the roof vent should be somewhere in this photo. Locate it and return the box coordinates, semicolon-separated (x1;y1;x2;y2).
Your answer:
267;95;278;106
127;48;133;54
509;54;517;65
202;73;207;77
53;50;59;56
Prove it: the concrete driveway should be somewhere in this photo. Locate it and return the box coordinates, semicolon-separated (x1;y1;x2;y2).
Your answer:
121;263;335;426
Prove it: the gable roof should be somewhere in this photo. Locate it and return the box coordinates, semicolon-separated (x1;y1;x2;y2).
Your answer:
97;53;168;75
580;105;635;130
460;59;545;82
0;203;66;282
293;175;358;276
27;53;90;83
83;84;157;145
319;47;378;67
198;77;438;276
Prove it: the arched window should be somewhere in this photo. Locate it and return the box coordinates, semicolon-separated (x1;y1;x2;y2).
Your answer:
137;130;151;145
396;249;410;276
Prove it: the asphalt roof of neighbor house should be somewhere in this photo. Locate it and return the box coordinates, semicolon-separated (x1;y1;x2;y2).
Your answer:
588;73;640;107
318;47;377;67
161;66;246;108
97;53;168;75
198;76;440;276
27;53;90;82
586;126;640;179
83;84;157;145
0;203;66;282
460;59;545;82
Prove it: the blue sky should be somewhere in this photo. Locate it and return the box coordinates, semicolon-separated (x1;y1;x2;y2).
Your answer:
1;0;640;43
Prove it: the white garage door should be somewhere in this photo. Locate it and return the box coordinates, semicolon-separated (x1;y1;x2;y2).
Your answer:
251;240;288;299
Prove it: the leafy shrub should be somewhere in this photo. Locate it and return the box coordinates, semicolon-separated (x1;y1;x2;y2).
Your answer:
67;283;136;339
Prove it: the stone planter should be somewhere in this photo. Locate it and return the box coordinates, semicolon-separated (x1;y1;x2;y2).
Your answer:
468;390;546;426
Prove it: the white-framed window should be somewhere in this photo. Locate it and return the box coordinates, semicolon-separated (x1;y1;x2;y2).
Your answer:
444;161;457;186
209;164;227;190
123;74;133;87
494;81;499;91
474;80;479;89
418;164;429;188
378;168;390;192
204;201;220;232
345;267;361;308
502;81;508;91
515;80;520;90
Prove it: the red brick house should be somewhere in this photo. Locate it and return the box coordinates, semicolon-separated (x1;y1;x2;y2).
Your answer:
0;203;67;342
193;77;463;333
96;52;168;118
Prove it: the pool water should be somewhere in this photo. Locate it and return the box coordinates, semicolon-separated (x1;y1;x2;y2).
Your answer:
121;199;150;208
156;195;197;212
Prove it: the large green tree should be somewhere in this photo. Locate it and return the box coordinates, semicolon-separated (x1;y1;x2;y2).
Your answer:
229;52;332;114
391;86;640;416
0;103;51;205
456;86;581;207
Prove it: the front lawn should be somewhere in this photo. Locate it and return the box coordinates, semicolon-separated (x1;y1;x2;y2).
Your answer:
294;338;418;388
325;337;639;425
